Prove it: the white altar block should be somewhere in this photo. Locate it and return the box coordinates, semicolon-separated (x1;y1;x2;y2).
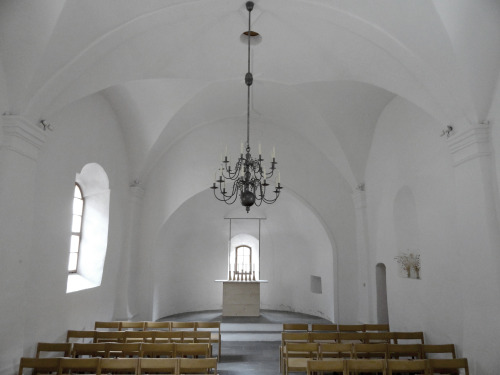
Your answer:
220;281;264;317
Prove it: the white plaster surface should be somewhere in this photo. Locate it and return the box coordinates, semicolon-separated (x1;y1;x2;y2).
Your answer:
1;1;500;374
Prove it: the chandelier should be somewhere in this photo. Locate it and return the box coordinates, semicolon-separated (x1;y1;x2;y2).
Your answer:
211;1;282;213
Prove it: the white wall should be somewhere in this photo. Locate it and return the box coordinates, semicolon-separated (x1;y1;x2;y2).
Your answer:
7;93;130;364
129;117;358;323
366;96;500;373
489;70;500;218
148;189;335;321
366;97;461;335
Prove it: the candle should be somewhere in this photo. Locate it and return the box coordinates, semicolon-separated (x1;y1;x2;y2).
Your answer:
272;146;275;158
259;143;262;155
225;145;228;156
278;170;281;183
241;141;244;154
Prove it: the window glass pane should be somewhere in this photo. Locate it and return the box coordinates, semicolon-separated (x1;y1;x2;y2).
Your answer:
68;253;78;272
71;215;82;232
73;198;83;214
69;184;84;274
74;185;82;199
70;235;80;253
236;246;252;273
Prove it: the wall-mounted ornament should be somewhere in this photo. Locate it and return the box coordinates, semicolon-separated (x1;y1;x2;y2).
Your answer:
440;124;453;138
394;251;421;279
39;119;54;131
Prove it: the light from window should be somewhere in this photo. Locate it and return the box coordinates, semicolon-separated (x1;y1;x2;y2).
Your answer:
235;245;252;275
68;184;84;272
229;233;260;280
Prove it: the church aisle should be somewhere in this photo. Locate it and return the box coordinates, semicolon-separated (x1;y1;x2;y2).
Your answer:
159;309;331;374
217;341;281;375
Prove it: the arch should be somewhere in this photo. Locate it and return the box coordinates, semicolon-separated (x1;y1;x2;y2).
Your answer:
149;188;336;321
24;0;471;129
376;263;389;324
230;234;260;281
67;163;110;293
140;117;349;319
138;80;357;188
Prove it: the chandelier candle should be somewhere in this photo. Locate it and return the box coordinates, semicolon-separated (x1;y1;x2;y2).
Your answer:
211;1;282;212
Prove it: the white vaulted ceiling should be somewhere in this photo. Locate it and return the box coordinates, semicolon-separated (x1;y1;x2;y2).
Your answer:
1;0;499;193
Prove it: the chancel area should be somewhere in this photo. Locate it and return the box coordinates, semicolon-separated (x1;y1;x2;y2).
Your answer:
2;1;500;374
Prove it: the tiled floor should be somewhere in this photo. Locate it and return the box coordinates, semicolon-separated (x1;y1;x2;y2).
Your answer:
160;309;332;374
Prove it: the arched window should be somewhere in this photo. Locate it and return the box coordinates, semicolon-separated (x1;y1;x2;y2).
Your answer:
235;245;252;276
66;163;110;293
229;233;260;280
68;184;84;273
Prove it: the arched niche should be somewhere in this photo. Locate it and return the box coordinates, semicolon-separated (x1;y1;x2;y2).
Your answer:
149;189;336;322
393;186;421;279
376;263;389;324
393;186;420;253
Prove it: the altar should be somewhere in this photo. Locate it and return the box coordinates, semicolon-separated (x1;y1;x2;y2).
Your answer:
216;280;268;317
217;217;267;317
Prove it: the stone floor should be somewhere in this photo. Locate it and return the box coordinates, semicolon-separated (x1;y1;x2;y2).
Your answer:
160;309;332;375
217;341;280;375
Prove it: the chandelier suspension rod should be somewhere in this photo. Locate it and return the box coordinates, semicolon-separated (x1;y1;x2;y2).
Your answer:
246;2;252;149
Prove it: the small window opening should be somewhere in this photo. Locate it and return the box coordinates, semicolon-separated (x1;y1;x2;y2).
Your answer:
311;275;322;294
